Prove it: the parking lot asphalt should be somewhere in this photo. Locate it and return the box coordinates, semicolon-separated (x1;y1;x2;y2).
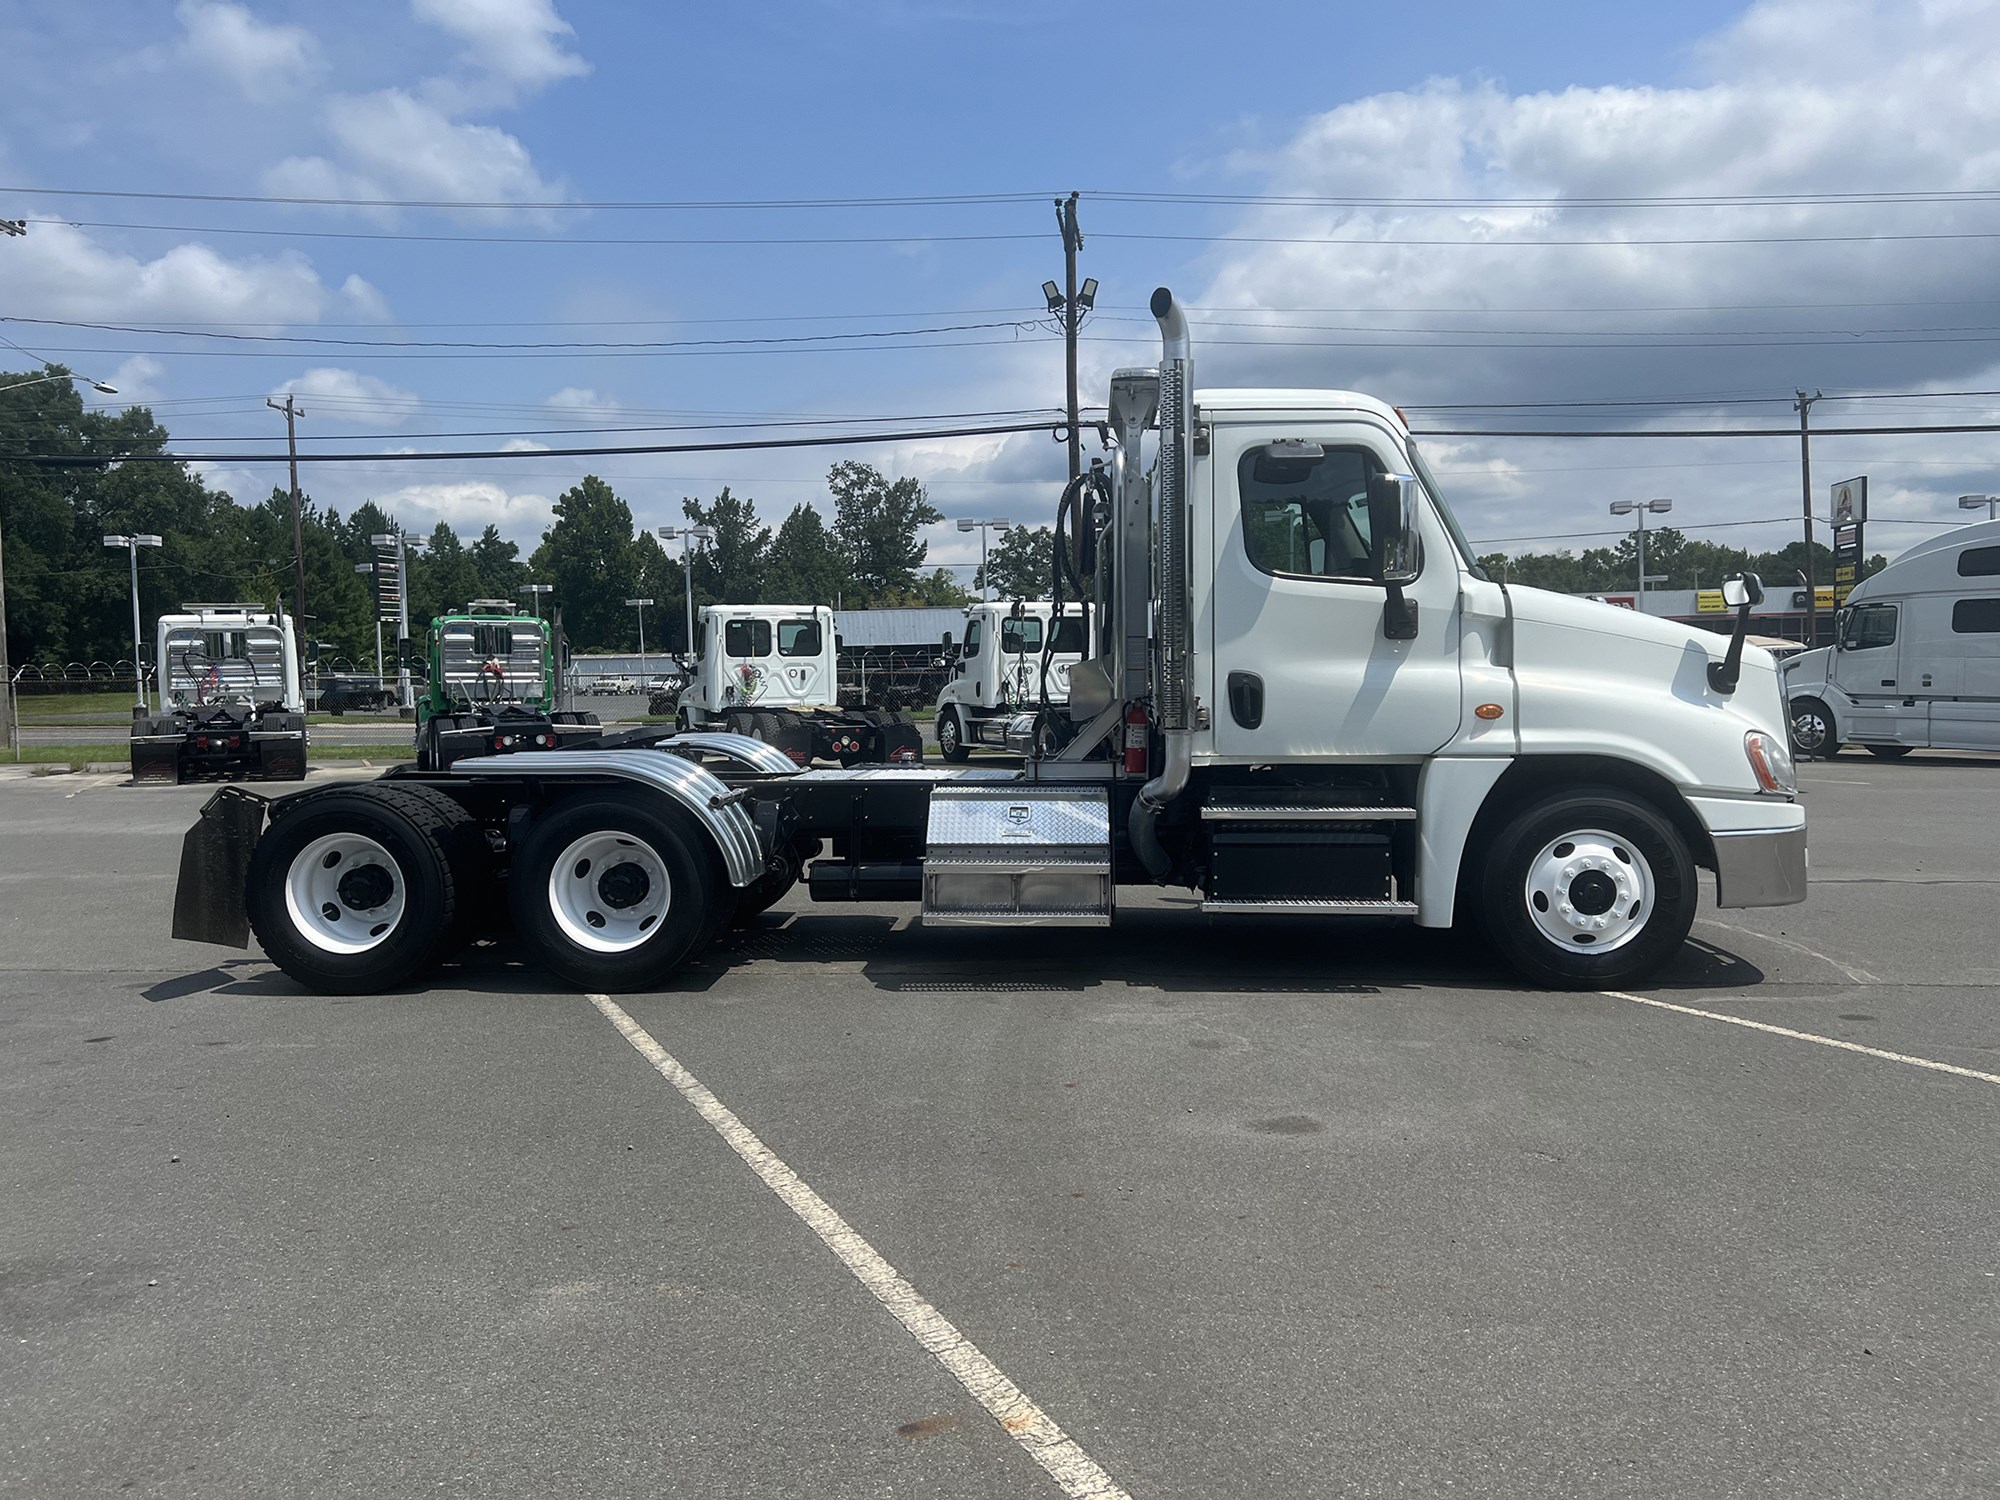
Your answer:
1;754;1995;1498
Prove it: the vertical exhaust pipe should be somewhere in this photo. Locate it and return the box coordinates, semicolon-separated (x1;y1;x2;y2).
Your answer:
1129;287;1194;882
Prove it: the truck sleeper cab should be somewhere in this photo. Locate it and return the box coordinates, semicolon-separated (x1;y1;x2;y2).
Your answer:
1782;518;2000;758
934;600;1089;761
674;604;922;765
172;286;1805;996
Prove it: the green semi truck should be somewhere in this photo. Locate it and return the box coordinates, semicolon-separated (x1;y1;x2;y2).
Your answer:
412;600;602;769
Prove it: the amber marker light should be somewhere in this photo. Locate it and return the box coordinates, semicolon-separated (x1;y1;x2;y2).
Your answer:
1475;703;1505;720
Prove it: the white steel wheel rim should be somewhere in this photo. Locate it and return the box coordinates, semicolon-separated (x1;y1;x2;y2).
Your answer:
1523;827;1655;954
285;832;407;954
548;831;671;954
1791;703;1829;752
938;713;959;753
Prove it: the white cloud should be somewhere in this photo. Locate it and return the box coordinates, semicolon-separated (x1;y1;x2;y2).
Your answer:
4;219;331;324
339;275;394;323
175;0;322;102
413;0;589;92
104;355;166;404
546;386;619;418
269;368;421;423
366;479;554;537
265;88;563;207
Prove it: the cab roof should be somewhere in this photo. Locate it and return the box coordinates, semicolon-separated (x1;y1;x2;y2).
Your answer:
1195;388;1408;429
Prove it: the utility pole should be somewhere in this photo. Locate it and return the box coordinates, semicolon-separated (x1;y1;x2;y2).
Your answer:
1056;191;1083;482
267;394;306;627
1795;389;1821;647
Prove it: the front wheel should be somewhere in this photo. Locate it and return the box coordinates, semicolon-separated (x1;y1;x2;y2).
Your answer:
1477;789;1697;990
1789;696;1840;759
509;794;722;992
937;707;969;763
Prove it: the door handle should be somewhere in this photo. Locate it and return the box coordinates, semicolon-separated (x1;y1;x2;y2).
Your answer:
1227;671;1264;730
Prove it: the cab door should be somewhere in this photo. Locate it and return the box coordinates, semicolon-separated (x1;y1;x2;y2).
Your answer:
1210;424;1463;760
1829;601;1921;744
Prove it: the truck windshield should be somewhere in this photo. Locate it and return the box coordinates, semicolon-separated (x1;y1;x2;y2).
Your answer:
1404;437;1489;582
777;619;821;656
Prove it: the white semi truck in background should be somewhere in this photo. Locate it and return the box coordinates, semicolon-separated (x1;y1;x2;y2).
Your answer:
1784;516;2000;757
934;599;1090;761
670;603;923;765
132;605;307;783
170;286;1806;995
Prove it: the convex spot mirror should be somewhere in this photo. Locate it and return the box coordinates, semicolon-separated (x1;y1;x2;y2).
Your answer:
1364;472;1423;587
1722;572;1765;609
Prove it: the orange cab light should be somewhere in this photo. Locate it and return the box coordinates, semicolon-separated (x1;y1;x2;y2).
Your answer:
1474;703;1505;720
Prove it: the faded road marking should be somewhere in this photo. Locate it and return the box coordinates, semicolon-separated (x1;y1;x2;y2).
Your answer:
1600;990;2000;1088
1696;917;1880;986
586;993;1135;1500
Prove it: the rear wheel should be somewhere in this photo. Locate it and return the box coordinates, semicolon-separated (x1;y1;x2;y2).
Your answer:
1788;696;1840;759
750;711;782;744
246;785;465;993
509;794;721;992
1865;743;1914;759
1478;789;1697;990
937;706;969;763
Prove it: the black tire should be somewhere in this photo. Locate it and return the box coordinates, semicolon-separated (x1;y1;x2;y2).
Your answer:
508;793;721;992
1865;744;1914;759
889;710;915;726
750;711;782;744
937;706;969;763
246;785;465;994
1477;788;1697;990
731;842;802;926
1788;696;1840;759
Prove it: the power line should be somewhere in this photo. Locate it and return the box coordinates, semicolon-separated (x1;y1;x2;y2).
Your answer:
1416;422;2000;438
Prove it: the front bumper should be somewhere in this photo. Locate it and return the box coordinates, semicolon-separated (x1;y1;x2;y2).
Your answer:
1711;826;1808;907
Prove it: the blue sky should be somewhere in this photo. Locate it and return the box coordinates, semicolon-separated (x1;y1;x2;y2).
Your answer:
6;0;2000;576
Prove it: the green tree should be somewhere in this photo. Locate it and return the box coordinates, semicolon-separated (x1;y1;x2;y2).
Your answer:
762;503;849;605
469;524;525;601
681;487;771;605
974;524;1051;599
529;475;639;650
410;522;482;627
827;461;942;603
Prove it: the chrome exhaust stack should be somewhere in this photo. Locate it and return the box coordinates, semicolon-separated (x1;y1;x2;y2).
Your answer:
1129;286;1195;881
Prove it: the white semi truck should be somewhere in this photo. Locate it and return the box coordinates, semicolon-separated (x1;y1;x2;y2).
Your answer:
132;604;307;783
670;603;923;765
934;599;1089;761
170;287;1805;994
1783;516;2000;757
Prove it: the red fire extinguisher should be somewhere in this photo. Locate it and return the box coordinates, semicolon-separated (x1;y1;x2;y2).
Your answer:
1123;702;1149;776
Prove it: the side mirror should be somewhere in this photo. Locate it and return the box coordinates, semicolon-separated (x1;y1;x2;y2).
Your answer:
1722;573;1765;609
941;631;954;652
396;636;421;669
1365;473;1423;587
1707;572;1765;695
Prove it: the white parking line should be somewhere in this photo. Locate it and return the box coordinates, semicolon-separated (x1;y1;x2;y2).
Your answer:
586;993;1135;1500
1599;990;2000;1088
1695;918;1881;985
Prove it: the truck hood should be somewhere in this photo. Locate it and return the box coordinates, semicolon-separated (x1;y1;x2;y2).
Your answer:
1507;585;1787;740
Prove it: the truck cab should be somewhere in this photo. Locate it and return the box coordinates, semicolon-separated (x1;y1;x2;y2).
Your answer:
414;601;600;769
131;605;307;783
934;599;1089;761
675;604;920;764
1782;518;2000;757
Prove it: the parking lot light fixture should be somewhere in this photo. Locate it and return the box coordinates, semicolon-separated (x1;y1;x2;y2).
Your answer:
1960;493;1998;520
658;524;715;655
102;533;163;711
956;517;1009;600
1608;498;1673;602
625;597;655;686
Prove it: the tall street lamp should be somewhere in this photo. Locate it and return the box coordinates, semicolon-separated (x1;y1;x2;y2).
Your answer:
1608;498;1673;603
1;368;117;752
1958;493;1999;521
522;582;553;620
370;530;426;709
657;525;715;654
625;598;655;686
957;517;1009;600
103;533;163;713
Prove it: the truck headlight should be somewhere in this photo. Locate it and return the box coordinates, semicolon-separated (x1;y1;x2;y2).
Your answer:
1744;730;1796;794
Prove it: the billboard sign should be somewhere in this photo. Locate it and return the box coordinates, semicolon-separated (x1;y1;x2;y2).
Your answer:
1830;476;1866;604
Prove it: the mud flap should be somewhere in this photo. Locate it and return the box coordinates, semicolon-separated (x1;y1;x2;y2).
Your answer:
878;719;924;763
170;786;269;947
131;737;183;784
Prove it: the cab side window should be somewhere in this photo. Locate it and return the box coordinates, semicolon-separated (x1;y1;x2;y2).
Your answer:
963;620;982;654
1843;603;1898;649
1239;445;1381;580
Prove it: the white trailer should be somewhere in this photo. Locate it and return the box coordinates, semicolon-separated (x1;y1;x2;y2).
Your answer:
1783;517;2000;757
172;286;1804;995
132;605;307;783
934;599;1090;761
672;603;922;764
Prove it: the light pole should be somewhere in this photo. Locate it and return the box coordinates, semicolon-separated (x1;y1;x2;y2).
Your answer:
522;582;553;620
1608;499;1673;602
102;533;163;712
354;562;386;687
625;598;655;686
370;530;426;709
1;368;117;752
1959;493;1999;521
956;517;1009;600
657;525;715;655
1041;198;1096;482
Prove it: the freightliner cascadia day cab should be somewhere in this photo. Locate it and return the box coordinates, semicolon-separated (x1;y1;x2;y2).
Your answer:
1782;517;2000;757
132;605;308;783
934;600;1090;761
169;288;1805;994
671;603;923;765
